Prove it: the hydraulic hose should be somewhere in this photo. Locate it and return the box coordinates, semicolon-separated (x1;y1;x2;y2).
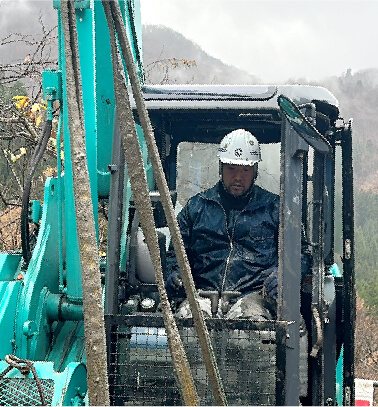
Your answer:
21;118;52;265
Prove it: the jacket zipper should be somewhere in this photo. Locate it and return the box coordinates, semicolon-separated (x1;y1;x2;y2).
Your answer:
201;193;245;294
221;212;241;293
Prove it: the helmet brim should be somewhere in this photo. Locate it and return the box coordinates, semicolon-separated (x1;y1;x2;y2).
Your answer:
219;157;261;166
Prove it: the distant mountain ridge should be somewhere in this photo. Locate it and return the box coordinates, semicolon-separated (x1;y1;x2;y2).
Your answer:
142;25;259;85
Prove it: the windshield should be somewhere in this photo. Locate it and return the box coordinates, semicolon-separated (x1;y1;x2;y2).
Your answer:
176;141;281;208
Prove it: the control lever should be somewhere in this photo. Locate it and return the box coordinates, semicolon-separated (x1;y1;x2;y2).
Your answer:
198;290;220;317
221;291;242;315
198;290;242;316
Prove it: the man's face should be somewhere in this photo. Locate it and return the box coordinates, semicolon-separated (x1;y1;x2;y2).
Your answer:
222;163;257;197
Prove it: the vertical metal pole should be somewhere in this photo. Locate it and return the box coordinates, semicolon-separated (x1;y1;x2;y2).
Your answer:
278;117;308;406
105;116;125;316
323;147;336;266
323;141;339;404
302;152;309;232
323;273;337;404
341;121;355;406
311;151;325;406
104;116;125;404
323;139;339;404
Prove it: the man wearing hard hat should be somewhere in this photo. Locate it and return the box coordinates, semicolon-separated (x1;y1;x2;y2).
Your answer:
166;128;279;319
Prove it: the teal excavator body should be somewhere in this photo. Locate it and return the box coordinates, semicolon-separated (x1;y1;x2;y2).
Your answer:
0;1;355;406
0;1;146;405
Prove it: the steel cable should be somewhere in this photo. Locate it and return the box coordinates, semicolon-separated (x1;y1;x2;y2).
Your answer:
104;1;227;404
102;2;200;404
2;355;46;406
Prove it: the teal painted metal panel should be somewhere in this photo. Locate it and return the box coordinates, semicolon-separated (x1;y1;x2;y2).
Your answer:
0;282;21;357
330;262;342;277
75;4;98;216
53;0;146;302
94;0;116;198
14;178;60;359
56;7;83;302
123;0;144;83
331;263;344;405
47;320;86;372
336;347;344;406
0;253;22;281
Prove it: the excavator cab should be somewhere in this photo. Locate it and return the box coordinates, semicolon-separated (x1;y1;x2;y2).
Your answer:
105;85;355;406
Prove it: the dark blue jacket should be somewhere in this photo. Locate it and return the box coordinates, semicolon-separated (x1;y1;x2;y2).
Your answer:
166;182;280;299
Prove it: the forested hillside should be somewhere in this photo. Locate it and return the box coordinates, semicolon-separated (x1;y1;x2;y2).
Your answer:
142;25;259;85
322;71;378;310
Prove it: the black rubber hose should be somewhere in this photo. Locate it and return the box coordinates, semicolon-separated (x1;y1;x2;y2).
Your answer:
21;119;52;265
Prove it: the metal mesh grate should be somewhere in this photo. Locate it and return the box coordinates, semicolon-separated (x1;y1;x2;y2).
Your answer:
0;378;54;406
106;315;286;406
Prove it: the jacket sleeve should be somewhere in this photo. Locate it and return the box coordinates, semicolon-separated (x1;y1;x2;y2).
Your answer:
165;200;193;300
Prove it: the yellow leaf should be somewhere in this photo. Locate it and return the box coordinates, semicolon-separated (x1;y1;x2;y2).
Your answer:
35;115;42;127
31;104;40;113
43;167;57;178
12;96;29;109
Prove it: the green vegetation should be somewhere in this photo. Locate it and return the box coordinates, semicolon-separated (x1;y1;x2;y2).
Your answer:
355;190;378;311
323;69;378;311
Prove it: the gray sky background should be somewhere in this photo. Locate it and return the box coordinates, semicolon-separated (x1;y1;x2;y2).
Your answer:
140;0;378;83
0;0;378;83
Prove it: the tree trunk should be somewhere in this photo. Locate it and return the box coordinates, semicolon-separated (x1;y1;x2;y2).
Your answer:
60;2;110;405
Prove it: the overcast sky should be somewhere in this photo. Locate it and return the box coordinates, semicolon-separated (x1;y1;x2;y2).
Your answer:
140;0;378;83
1;0;378;83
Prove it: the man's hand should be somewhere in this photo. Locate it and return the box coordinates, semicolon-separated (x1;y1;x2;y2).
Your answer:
166;271;183;295
263;268;278;300
171;272;183;289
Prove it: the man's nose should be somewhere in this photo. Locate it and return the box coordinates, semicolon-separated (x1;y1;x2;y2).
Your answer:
233;168;244;180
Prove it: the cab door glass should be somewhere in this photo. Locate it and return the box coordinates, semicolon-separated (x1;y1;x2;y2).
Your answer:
176;141;281;210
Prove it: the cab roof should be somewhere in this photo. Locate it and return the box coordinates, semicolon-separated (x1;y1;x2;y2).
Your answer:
133;84;339;145
141;84;339;109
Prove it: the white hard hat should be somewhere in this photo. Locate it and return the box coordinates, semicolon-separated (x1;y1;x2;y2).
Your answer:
217;129;261;166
